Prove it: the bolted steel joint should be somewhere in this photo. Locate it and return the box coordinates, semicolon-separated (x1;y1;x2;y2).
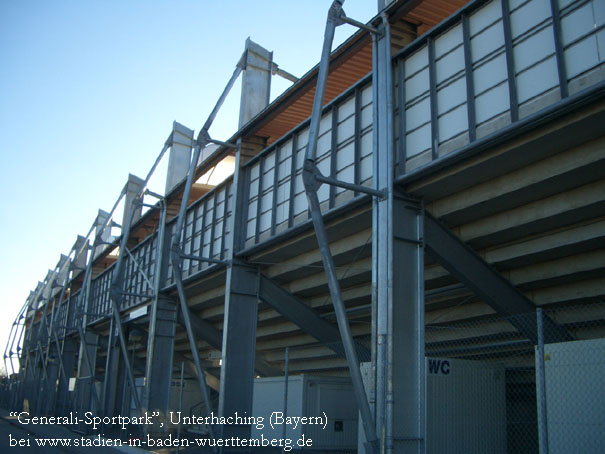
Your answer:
196;128;211;148
328;0;345;26
108;286;121;305
302;160;322;192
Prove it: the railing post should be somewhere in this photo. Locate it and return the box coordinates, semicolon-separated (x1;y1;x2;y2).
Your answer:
282;347;290;451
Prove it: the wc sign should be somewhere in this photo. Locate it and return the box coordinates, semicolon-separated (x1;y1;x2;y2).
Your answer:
427;359;450;375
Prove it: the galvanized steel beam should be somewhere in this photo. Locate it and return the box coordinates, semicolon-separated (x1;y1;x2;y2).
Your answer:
218;261;259;440
55;338;77;416
423;212;572;343
176;305;280;377
168;49;248;443
302;2;379;453
215;39;275;443
258;274;370;360
109;138;173;420
102;321;122;418
372;12;425;454
170;139;216;441
144;199;176;418
75;330;100;414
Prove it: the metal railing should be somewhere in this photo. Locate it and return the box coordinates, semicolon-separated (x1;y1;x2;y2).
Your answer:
238;0;605;248
393;0;605;174
241;76;374;248
164;177;234;286
23;0;605;338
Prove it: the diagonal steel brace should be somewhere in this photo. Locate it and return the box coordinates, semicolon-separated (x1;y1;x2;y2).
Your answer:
302;2;380;453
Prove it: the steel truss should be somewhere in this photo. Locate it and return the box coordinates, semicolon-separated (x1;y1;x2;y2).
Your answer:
6;4;583;454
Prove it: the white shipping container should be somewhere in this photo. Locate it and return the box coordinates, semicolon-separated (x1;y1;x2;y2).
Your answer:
537;338;605;453
129;377;207;423
252;375;358;450
358;358;506;454
425;357;506;454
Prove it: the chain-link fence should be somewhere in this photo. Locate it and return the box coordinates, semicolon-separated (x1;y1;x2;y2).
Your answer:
425;302;604;454
535;303;605;453
3;302;602;453
262;303;603;453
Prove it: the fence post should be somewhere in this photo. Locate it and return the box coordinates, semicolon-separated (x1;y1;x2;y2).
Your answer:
176;361;184;454
536;308;549;454
282;346;289;451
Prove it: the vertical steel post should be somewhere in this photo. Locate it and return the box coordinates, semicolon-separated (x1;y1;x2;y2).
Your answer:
282;346;290;448
109;140;172;419
145;200;177;417
176;361;185;454
218;39;272;444
19;284;44;407
75;327;100;414
39;256;70;415
536;308;549;454
549;0;568;99
170;140;216;441
373;12;425;454
462;14;476;143
55;337;77;416
102;318;119;418
168;52;245;446
239;38;273;127
109;201;144;417
76;209;121;417
501;0;519;122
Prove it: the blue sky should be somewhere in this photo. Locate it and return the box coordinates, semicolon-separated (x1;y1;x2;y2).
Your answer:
0;0;378;372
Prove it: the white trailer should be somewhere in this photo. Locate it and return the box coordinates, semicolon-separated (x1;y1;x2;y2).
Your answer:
359;358;506;454
537;338;605;453
252;375;358;451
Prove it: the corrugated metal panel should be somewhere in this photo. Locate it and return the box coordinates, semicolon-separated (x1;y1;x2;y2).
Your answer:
426;357;507;454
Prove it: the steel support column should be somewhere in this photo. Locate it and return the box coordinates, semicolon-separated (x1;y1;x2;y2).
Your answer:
123;174;145;229
216;39;272;444
217;139;260;441
217;140;259;439
168;47;248;446
19;284;43;409
55;337;77;416
75;331;99;414
102;323;122;418
176;305;280;377
372;13;425;454
165;122;195;194
144;196;176;419
40;347;60;415
26;348;43;414
239;38;273;128
218;261;259;441
144;297;177;415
